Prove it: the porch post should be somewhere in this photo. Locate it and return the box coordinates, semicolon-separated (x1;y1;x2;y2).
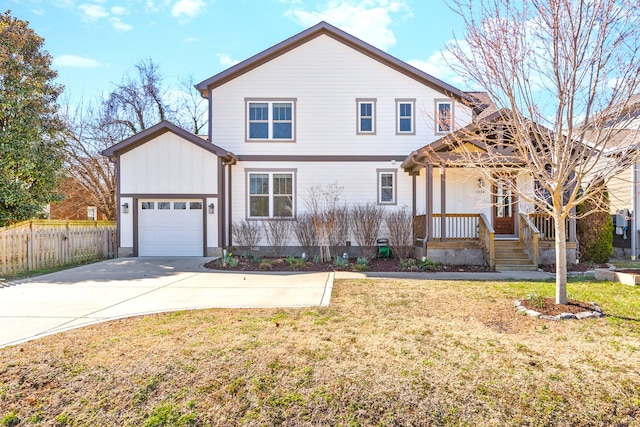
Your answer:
426;164;433;242
441;166;446;241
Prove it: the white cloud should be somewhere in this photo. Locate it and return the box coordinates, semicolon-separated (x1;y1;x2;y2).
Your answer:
216;53;241;68
183;37;199;43
407;39;483;91
285;0;410;51
53;54;103;68
109;17;133;31
172;0;206;20
111;6;128;15
78;4;109;21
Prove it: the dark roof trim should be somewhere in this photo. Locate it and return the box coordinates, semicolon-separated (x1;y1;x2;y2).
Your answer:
195;21;468;102
101;120;236;160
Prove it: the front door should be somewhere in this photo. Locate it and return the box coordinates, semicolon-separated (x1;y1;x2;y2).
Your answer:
493;175;515;235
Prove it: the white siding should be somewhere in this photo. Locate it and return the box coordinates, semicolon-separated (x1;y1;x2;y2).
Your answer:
120;196;133;248
231;160;413;245
211;35;474;157
120;132;219;194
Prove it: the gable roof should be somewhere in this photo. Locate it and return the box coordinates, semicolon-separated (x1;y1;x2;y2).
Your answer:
101;120;237;161
195;21;470;103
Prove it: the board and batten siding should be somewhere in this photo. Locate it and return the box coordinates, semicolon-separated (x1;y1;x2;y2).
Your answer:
119;132;219;195
210;34;474;157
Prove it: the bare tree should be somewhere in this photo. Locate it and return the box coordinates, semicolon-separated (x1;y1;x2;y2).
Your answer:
177;74;208;135
442;0;640;303
63;59;207;220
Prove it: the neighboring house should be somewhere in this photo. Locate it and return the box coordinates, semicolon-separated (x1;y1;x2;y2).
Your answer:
102;21;574;267
49;177;109;221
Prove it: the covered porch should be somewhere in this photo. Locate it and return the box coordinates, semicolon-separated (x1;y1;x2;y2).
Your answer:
411;213;577;269
401;109;577;269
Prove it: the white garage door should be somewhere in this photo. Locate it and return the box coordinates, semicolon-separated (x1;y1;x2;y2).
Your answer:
138;199;204;256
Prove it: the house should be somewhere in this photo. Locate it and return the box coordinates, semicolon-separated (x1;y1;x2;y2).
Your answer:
48;176;110;221
102;21;572;267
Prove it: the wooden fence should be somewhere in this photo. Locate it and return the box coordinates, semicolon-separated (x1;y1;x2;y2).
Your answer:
0;220;117;276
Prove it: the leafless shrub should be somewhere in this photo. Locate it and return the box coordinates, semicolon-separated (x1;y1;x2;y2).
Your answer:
263;220;291;257
232;220;262;255
328;205;350;255
293;213;318;258
385;206;414;259
350;202;385;259
303;183;346;262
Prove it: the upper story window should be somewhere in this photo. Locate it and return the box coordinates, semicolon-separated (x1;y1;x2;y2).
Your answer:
248;170;295;218
396;99;415;134
246;99;295;141
435;100;453;134
357;99;376;134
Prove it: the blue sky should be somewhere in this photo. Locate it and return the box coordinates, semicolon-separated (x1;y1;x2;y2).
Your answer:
8;0;468;103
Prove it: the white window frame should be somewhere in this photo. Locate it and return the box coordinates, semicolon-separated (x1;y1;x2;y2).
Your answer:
246;99;296;141
246;170;296;219
377;169;397;205
87;206;97;221
435;99;454;134
396;98;416;135
356;98;376;134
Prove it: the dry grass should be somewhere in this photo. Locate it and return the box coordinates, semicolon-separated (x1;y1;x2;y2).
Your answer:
1;279;639;426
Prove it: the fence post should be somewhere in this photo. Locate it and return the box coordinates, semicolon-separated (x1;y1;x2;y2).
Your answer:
27;221;33;272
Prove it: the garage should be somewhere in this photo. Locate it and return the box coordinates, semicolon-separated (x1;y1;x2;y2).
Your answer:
138;199;204;256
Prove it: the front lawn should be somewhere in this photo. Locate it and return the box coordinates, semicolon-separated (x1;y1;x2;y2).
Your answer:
0;279;639;426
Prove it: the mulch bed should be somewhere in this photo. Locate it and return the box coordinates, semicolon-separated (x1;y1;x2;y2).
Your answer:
538;261;608;273
203;257;492;273
518;297;600;316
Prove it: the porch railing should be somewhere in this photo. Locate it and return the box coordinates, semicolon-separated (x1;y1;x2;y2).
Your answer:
519;213;540;266
478;213;495;269
413;214;480;241
527;213;571;241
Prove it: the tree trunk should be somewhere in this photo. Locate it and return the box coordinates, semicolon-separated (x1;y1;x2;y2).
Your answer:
554;213;568;304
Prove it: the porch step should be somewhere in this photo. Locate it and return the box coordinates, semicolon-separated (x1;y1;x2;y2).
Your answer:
493;240;537;271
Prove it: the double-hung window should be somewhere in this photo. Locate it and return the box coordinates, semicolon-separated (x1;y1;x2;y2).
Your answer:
435;100;453;134
396;99;415;134
377;170;396;205
247;100;295;141
357;99;376;134
248;171;295;218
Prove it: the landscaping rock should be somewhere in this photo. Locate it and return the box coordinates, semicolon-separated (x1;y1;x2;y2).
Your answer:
576;311;596;320
558;312;577;320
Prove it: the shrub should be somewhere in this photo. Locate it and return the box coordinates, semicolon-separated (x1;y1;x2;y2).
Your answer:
350;202;385;259
263;220;291;257
333;256;348;268
419;258;442;271
293;213;318;258
217;254;238;268
385;206;414;259
576;183;613;263
232;220;262;254
399;258;421;272
285;256;306;270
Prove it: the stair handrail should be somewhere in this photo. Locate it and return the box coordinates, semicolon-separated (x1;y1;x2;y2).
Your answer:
478;213;495;269
519;213;540;267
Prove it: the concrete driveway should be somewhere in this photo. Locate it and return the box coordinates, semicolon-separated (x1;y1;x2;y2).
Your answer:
0;258;333;348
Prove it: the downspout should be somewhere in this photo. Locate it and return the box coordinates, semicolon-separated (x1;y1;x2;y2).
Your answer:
222;153;238;249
